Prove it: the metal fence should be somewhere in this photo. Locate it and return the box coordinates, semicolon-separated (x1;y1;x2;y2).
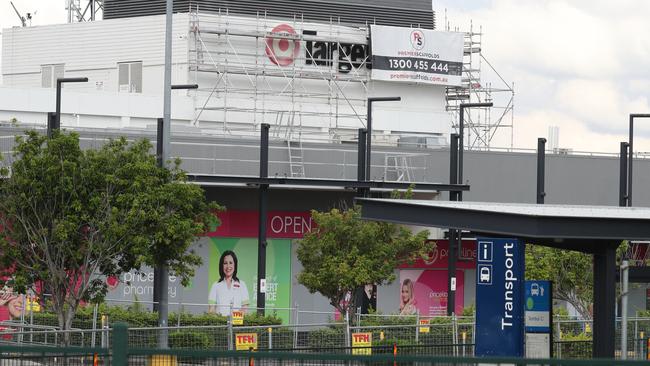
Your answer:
5;303;650;360
1;323;650;366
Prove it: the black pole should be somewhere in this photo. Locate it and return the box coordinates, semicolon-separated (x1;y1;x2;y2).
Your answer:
447;133;459;316
593;244;617;358
55;82;62;131
365;102;372;181
620;142;629;207
152;118;164;313
357;128;367;197
257;123;270;315
536;138;546;204
458;107;464;200
55;77;88;131
366;97;400;181
449;134;459;201
628;114;650;207
628;115;634;207
47;112;57;138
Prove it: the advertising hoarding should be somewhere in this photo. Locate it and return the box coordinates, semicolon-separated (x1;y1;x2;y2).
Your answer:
208;238;292;323
475;238;525;357
399;269;464;316
370;25;463;86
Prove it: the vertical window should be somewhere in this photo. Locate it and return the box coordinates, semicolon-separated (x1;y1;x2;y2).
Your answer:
41;64;64;88
118;61;143;93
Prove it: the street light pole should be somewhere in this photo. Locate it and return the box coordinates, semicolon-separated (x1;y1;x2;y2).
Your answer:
155;77;197;347
366;97;401;181
627;114;650;207
51;77;88;137
458;102;493;200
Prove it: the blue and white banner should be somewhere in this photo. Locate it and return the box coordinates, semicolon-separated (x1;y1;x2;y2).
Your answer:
525;280;552;333
475;238;525;357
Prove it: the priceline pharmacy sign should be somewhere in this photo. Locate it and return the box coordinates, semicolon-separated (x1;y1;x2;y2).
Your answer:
475;238;525;357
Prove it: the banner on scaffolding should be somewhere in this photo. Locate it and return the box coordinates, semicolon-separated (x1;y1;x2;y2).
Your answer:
370;25;464;86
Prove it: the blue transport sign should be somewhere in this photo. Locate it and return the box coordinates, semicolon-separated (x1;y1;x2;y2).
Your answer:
475;238;525;357
525;280;551;333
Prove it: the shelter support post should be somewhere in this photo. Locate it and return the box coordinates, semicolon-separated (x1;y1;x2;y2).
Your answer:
592;244;617;358
257;124;270;315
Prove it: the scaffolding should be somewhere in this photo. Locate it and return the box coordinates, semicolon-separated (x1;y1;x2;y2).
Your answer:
445;21;515;150
66;0;104;23
189;7;371;148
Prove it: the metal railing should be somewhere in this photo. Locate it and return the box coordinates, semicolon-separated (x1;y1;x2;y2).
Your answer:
2;323;650;366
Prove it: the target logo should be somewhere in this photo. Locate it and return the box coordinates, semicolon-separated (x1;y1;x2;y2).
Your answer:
266;24;300;66
410;29;425;50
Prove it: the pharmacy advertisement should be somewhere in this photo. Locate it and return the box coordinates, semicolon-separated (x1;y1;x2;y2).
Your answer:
208;237;292;323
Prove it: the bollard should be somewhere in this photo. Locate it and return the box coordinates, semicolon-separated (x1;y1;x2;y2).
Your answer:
393;342;397;356
249;349;255;366
268;327;273;350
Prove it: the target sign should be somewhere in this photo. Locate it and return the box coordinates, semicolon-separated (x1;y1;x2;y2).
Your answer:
266;24;300;66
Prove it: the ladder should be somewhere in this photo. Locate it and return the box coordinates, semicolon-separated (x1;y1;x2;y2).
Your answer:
287;140;305;177
384;155;412;182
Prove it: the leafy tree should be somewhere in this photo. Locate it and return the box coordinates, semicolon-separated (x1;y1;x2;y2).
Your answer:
0;130;220;334
296;203;430;316
525;245;593;319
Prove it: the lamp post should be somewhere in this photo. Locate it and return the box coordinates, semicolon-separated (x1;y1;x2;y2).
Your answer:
366;97;401;180
627;114;650;206
155;83;198;348
49;77;88;137
457;102;493;200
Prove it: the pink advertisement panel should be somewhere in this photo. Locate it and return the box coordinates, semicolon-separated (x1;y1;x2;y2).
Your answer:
398;269;464;316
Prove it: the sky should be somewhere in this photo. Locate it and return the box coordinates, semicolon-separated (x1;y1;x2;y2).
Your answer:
1;0;650;153
435;0;650;153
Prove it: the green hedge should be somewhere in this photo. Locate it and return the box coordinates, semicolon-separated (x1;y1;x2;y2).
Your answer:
30;303;282;329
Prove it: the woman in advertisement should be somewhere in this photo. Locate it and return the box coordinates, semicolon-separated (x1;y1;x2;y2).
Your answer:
208;250;249;316
399;278;417;316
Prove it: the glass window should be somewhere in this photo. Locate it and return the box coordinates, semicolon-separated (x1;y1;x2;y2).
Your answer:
118;61;142;93
41;64;64;88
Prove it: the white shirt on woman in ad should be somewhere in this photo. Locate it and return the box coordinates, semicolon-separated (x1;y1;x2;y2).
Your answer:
208;280;249;316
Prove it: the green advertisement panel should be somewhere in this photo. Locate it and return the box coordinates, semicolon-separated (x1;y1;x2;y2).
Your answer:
208;238;292;323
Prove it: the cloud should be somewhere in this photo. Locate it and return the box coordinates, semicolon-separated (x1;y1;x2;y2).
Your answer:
435;0;650;151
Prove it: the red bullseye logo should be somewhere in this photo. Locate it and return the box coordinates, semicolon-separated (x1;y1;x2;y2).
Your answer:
266;24;300;66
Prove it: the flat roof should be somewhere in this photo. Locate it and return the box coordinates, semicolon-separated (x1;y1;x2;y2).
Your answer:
356;198;650;251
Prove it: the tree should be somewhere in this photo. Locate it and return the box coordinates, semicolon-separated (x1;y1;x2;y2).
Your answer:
525;242;627;320
525;245;593;319
0;130;220;333
296;204;431;316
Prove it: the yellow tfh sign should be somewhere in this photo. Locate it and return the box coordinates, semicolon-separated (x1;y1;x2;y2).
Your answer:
235;333;258;351
231;310;244;325
351;332;372;355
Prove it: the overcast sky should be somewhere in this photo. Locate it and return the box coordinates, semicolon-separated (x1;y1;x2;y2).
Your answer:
1;1;649;153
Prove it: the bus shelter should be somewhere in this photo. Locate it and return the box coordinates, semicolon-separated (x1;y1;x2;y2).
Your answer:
356;198;650;358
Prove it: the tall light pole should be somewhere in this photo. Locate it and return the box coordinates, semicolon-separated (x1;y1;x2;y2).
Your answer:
50;77;88;137
366;97;401;180
457;102;493;200
157;0;176;348
155;80;198;349
627;114;650;206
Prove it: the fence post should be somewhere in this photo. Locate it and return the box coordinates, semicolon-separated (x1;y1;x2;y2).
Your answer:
452;313;458;356
415;313;420;343
228;306;234;351
293;304;299;348
91;303;98;347
634;320;639;358
112;322;128;366
268;327;273;350
345;310;351;348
